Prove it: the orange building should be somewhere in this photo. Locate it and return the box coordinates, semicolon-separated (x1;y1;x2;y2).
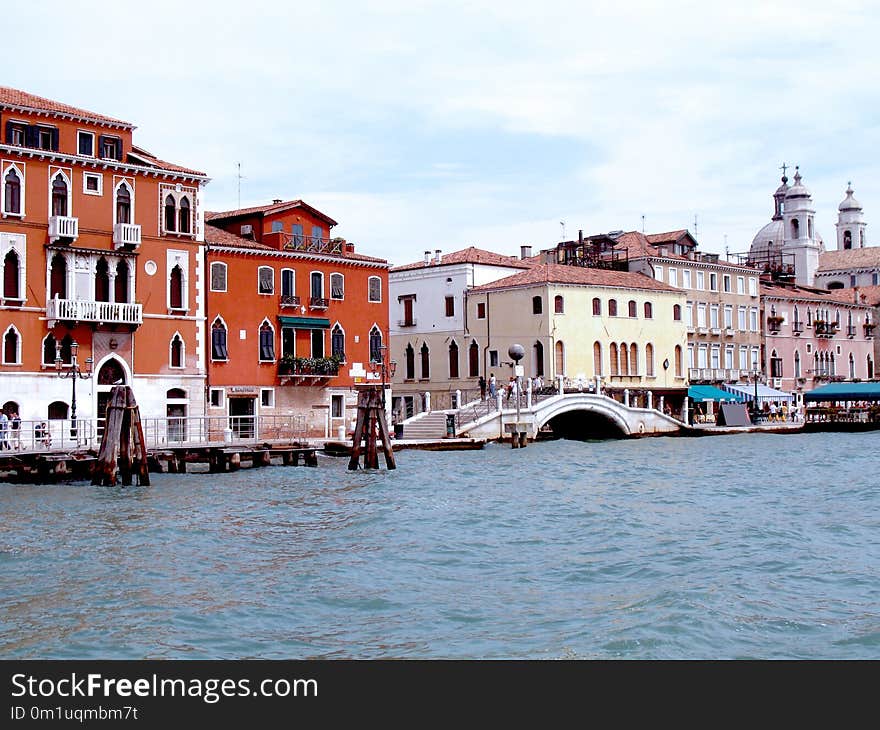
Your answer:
205;201;390;438
0;86;208;438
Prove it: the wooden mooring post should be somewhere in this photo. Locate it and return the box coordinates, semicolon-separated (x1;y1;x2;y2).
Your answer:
91;385;150;486
348;385;396;470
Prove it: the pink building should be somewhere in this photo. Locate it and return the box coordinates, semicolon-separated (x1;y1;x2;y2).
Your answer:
761;280;875;398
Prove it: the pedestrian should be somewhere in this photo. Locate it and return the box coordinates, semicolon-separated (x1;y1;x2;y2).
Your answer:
10;411;21;450
508;377;518;403
488;373;497;398
0;410;9;450
780;403;788;422
36;422;51;448
479;375;486;401
769;401;778;422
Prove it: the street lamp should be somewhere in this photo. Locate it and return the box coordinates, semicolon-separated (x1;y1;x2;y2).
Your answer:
55;340;93;443
508;343;525;448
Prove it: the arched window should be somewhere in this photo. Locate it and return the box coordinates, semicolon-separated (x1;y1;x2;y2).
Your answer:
115;260;129;303
608;299;618;317
593;341;602;376
51;174;68;217
211;319;228;360
259;321;275;361
554;295;564;314
532;296;542;314
808;219;813;239
3;168;21;214
48;401;69;420
211;262;228;292
620;342;629;375
843;230;852;250
674;345;683;377
644;301;653;319
448;340;459;378
555;340;565;375
50;253;67;299
178;196;191;234
405;343;415;380
610;343;619;376
3;326;20;364
95;257;110;302
868;354;875;379
3;250;20;299
164;195;176;232
469;340;479;377
592;297;601;316
849;353;856;379
860;230;865;247
170;333;184;368
420;342;430;379
533;340;543;377
630;343;638;374
258;266;274;294
330;273;344;300
791;218;799;239
368;276;382;303
167;388;186;399
794;350;801;378
116;183;131;225
58;334;73;365
673;303;682;321
645;343;654;377
310;271;324;301
169;264;184;309
807;308;812;325
42;334;57;366
331;324;345;361
628;300;637;318
369;326;383;363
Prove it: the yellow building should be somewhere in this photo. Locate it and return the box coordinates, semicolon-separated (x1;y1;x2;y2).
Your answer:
467;264;688;403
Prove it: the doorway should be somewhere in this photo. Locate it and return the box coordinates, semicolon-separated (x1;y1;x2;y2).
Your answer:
228;397;255;439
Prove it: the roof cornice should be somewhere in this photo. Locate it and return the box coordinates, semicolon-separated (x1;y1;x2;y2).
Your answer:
206;244;389;269
0;143;209;182
0;102;134;131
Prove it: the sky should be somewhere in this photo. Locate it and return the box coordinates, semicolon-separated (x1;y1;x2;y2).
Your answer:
6;0;880;265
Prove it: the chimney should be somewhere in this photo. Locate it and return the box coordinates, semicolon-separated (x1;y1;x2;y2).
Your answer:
272;198;282;204
578;229;583;244
424;250;431;265
520;245;532;260
434;249;442;264
854;286;860;304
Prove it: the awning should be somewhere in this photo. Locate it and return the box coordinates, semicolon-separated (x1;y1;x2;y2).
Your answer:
721;383;795;403
688;385;745;403
277;316;330;329
804;382;880;402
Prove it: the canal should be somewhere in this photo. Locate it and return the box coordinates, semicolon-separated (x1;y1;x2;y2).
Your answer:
1;431;878;659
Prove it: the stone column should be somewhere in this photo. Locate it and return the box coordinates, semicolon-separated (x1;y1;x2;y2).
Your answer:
424;392;431;412
647;390;653;410
455;389;461;409
659;395;665;413
624;389;630;408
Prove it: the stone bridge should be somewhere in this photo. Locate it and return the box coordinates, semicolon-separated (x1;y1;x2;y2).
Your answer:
458;392;683;440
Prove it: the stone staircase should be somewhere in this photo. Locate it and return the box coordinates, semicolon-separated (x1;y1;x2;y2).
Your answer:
398;411;452;440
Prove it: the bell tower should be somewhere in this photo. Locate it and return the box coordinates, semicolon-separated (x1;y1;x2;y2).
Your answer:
836;182;867;251
781;167;822;286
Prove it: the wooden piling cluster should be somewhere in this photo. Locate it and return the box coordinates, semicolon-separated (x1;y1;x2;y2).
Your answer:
92;386;150;487
348;386;396;470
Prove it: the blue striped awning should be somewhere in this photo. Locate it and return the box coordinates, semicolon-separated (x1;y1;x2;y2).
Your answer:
277;316;330;329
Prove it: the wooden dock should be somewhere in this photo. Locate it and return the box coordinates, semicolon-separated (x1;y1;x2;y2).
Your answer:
0;441;319;483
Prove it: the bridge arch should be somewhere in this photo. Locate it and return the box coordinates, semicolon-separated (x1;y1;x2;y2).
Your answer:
535;395;633;439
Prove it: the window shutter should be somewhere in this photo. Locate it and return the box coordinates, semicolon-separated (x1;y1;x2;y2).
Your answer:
4;121;13;144
98;135;107;157
26;125;38;148
51;127;59;152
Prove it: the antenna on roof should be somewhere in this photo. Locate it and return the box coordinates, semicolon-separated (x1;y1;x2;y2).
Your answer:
641;215;645;233
560;221;565;241
693;214;698;241
724;234;728;260
236;162;246;209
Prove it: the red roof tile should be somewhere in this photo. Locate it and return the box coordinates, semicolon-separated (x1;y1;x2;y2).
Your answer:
128;146;206;177
470;263;679;293
818;247;880;271
760;280;875;306
0;86;132;128
392;246;532;272
613;230;760;271
207;199;338;227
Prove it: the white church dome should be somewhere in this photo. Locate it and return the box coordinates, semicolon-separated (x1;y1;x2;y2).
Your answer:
839;183;862;211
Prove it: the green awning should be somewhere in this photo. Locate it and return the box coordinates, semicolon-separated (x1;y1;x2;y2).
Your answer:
804;382;880;402
278;316;330;329
688;385;745;403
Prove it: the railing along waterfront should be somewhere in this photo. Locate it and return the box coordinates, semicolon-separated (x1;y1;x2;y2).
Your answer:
1;415;309;453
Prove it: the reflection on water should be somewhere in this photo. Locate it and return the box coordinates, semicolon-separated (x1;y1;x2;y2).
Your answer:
1;431;879;659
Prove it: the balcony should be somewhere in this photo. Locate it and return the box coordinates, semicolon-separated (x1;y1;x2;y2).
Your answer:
278;356;340;385
814;320;838;338
696;326;708;335
280;294;301;308
767;315;784;333
865;322;876;338
46;297;143;326
113;223;141;249
48;216;78;243
792;321;804;335
397;318;417;327
724;328;735;337
847;325;857;338
709;327;722;336
688;367;741;382
309;297;329;310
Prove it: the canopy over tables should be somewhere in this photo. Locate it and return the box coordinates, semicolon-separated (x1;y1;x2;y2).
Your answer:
721;383;794;403
804;382;880;403
688;385;745;403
